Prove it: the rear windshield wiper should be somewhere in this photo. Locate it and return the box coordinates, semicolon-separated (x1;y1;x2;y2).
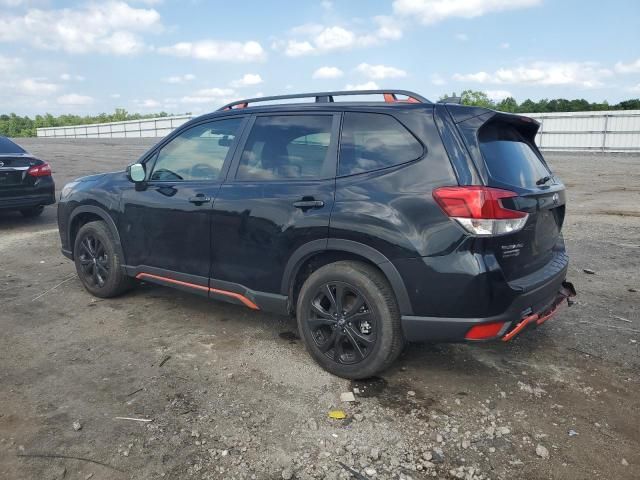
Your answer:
536;175;552;186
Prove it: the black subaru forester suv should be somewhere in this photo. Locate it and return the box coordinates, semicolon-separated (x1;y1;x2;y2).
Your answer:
58;90;575;379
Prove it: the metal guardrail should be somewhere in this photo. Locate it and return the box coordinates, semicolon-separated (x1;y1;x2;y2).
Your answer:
36;110;640;152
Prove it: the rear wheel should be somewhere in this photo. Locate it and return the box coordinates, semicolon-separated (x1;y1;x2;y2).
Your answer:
296;261;403;379
20;206;44;217
73;221;133;298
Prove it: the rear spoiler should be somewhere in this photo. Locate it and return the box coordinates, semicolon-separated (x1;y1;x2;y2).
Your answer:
445;104;540;140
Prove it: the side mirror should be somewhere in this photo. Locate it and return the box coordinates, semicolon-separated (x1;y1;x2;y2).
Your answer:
127;163;146;183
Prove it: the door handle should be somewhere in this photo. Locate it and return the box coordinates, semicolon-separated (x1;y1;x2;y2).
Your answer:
188;195;212;205
293;199;324;209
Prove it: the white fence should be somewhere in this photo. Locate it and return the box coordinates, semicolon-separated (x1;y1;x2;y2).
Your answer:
523;110;640;152
36;110;640;152
36;115;193;139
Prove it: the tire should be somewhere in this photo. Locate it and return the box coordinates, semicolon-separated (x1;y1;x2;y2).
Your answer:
296;260;403;379
73;221;133;298
20;206;44;217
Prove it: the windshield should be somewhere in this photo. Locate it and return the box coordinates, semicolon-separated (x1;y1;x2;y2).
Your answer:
479;122;550;188
0;137;26;155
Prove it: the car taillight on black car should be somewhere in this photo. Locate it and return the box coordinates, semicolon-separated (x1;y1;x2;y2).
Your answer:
433;186;528;236
27;162;52;177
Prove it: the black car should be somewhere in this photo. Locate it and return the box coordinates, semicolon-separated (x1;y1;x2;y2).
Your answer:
57;90;575;379
0;136;55;217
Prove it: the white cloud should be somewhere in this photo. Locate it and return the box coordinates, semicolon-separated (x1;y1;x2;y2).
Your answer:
158;40;265;62
18;78;59;95
281;19;403;57
393;0;541;24
431;73;445;86
345;81;380;90
373;15;403;40
285;40;316;57
230;73;263;88
615;58;640;74
163;74;196;84
60;73;85;81
57;93;94;105
453;61;613;88
312;66;344;79
0;1;161;55
356;63;407;80
181;87;236;105
321;0;333;10
629;83;640;93
0;54;22;73
111;93;122;99
484;89;512;101
315;26;356;51
455;33;468;41
136;98;161;108
500;42;510;49
0;0;26;6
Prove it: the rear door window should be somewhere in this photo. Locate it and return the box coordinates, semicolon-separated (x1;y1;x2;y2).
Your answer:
236;115;334;181
338;112;423;176
479;122;550;188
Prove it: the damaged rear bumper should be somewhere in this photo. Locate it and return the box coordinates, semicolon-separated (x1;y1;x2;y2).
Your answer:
401;280;576;343
501;281;576;342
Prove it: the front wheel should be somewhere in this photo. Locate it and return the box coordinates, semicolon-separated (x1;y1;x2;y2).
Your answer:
296;261;403;379
73;221;133;298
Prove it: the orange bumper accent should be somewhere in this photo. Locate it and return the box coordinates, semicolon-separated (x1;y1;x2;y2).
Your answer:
135;273;259;310
501;300;563;342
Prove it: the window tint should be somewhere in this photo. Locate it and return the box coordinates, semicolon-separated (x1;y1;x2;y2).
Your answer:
150;117;243;181
237;115;333;181
479;122;550;188
339;113;423;176
0;137;26;154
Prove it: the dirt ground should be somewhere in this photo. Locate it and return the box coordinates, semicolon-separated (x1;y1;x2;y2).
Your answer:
1;139;638;480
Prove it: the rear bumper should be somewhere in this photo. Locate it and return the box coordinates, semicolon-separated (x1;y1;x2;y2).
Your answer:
0;192;56;210
401;274;575;343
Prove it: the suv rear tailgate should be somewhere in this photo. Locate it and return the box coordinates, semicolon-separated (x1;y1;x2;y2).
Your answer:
452;109;567;282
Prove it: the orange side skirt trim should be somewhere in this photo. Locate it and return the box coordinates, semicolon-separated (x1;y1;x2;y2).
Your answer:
135;273;259;310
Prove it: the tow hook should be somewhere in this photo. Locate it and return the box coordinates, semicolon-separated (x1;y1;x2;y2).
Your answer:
560;281;577;306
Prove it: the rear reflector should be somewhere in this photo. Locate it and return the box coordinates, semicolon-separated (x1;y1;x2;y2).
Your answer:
465;321;505;340
433;186;528;236
27;162;52;177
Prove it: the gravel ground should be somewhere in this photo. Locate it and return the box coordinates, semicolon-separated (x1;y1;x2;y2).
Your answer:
1;139;638;480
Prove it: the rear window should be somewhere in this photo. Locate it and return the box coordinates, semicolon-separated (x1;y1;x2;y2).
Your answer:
339;113;423;176
0;137;26;154
479;123;550;188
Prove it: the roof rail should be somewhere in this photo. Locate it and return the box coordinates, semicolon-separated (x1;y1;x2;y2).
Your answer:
218;89;431;111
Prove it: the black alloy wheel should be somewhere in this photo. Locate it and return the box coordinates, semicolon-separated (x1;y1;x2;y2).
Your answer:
308;281;377;365
73;221;133;298
77;234;110;288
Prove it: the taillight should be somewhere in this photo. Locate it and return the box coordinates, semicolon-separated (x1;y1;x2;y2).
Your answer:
27;162;52;177
433;186;528;236
465;321;505;340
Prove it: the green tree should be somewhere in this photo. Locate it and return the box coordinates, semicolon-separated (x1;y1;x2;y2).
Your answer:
460;90;495;108
496;96;518;113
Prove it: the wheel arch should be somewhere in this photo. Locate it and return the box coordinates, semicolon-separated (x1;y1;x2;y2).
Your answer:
68;205;125;263
282;239;413;316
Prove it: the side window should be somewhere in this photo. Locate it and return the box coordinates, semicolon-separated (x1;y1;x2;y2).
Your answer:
236;115;333;181
150;117;243;181
339;112;424;176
